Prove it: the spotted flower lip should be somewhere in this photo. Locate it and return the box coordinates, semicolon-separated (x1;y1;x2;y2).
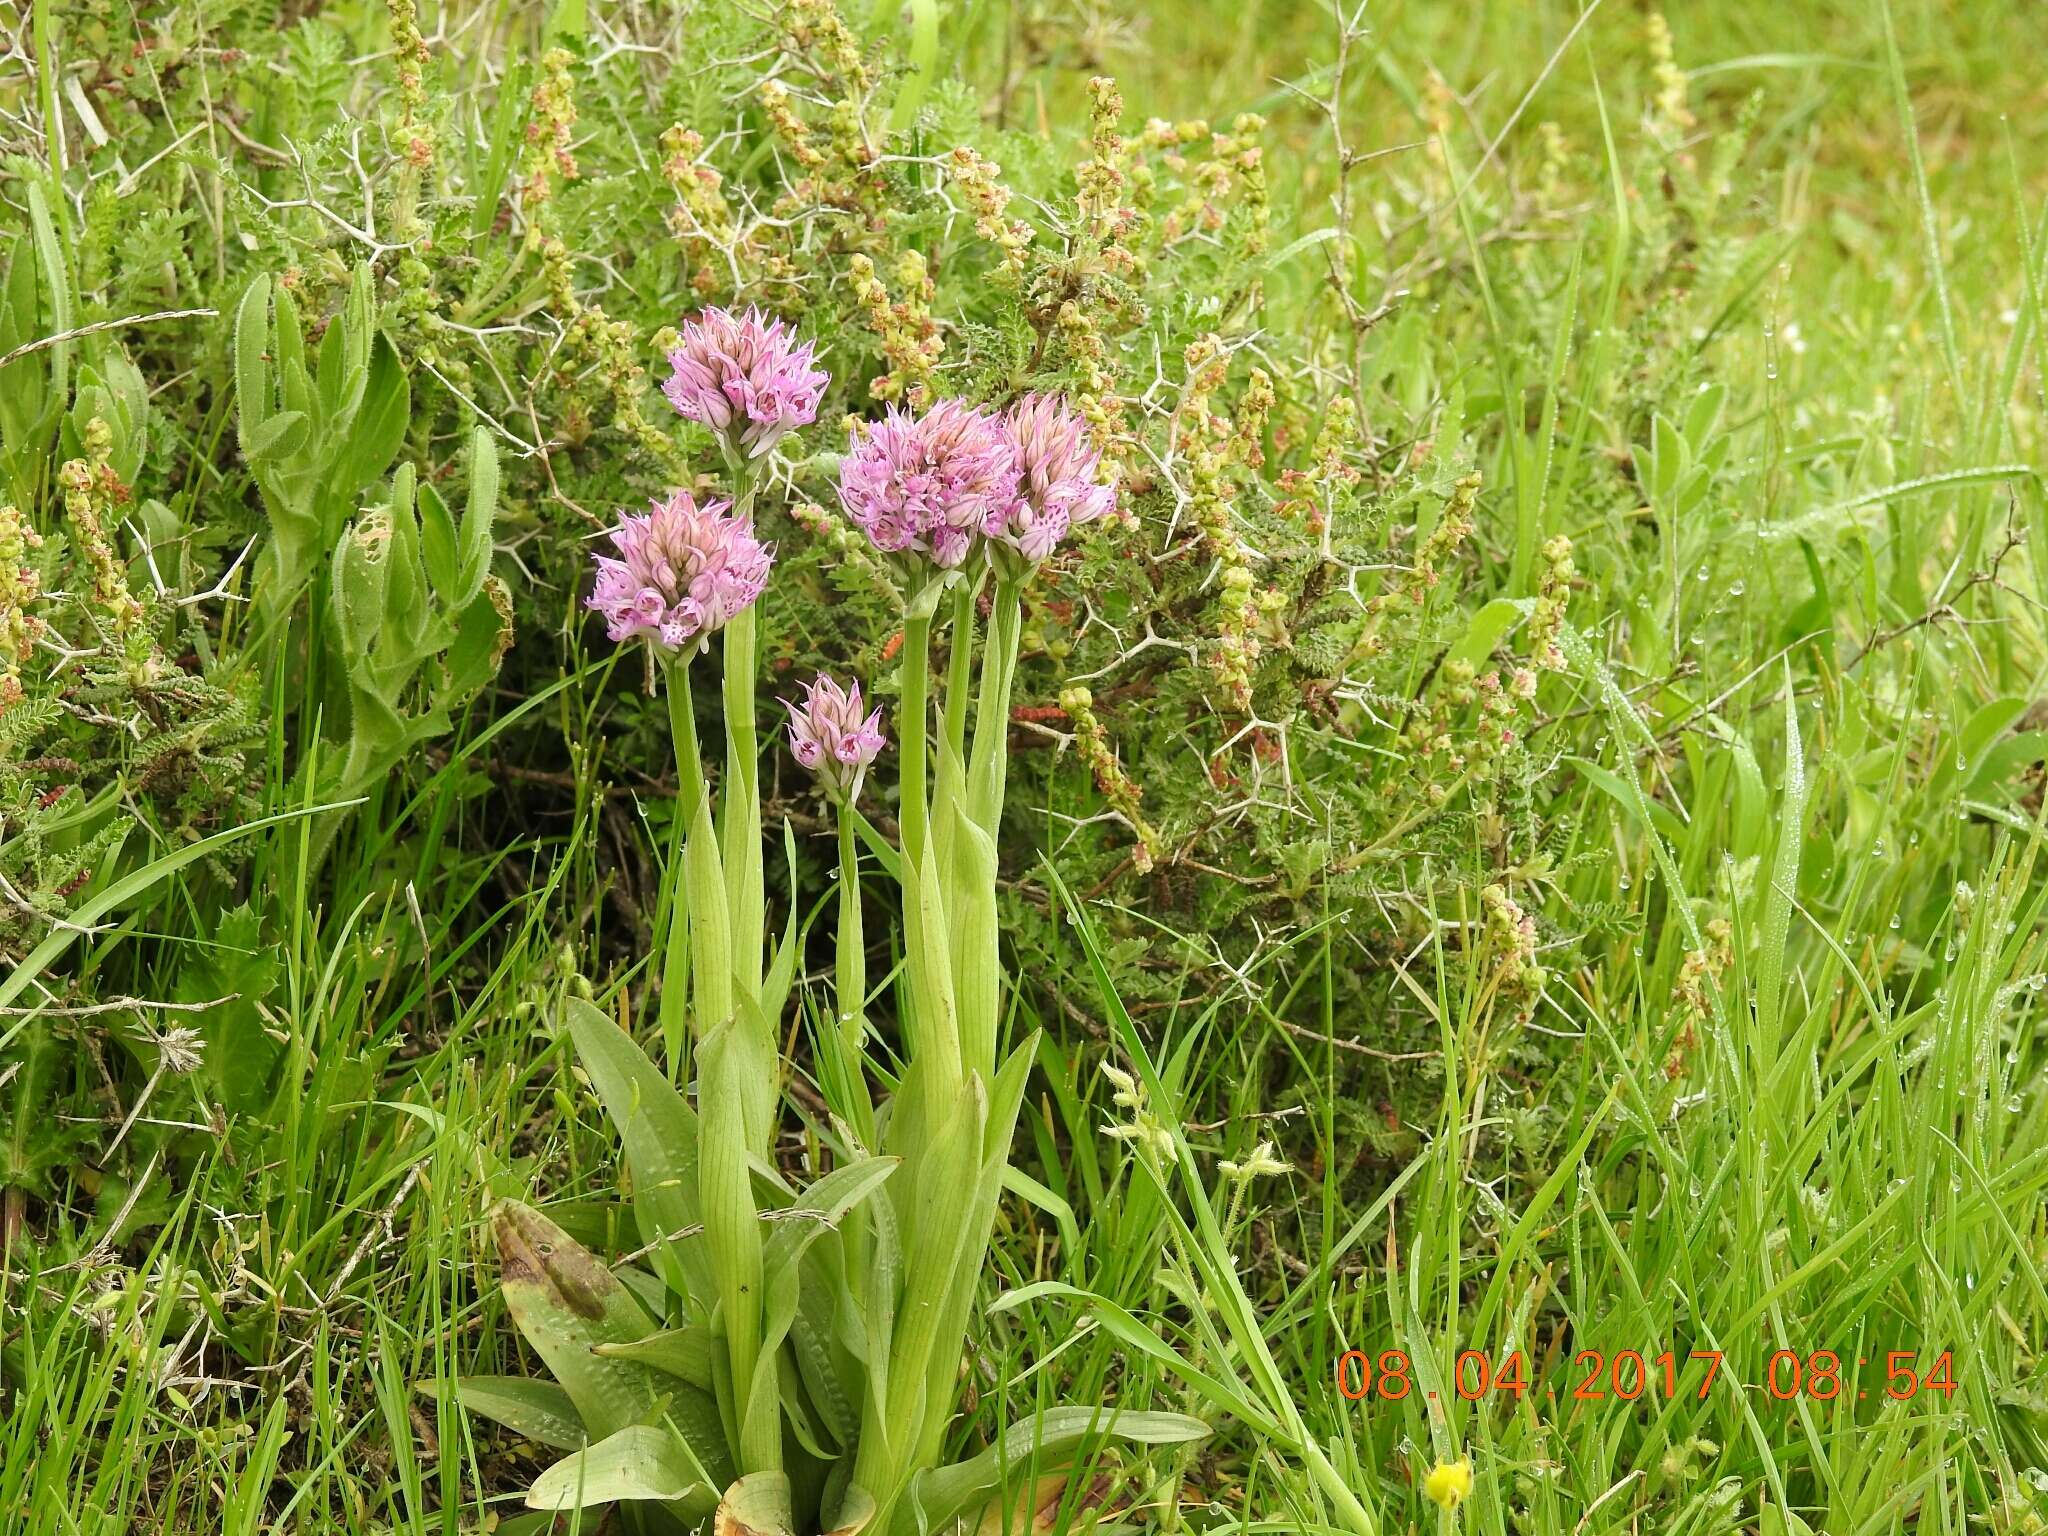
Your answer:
785;674;887;797
988;393;1116;564
836;399;1021;571
662;306;830;459
586;488;773;655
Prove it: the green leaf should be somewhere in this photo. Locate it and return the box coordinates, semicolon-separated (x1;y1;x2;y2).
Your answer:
1446;597;1534;671
525;1424;705;1510
457;428;499;602
1760;1503;1817;1536
233;275;274;443
331;514;391;666
416;480;459;598
1567;756;1687;844
593;1324;718;1388
908;1406;1210;1532
241;408;308;466
442;576;512;703
492;1200;664;1441
564;998;712;1303
452;1376;586;1453
543;0;586;44
25;181;72;404
339;331;410;496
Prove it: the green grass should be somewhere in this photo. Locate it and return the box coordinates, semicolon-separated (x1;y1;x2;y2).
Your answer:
4;0;2047;1532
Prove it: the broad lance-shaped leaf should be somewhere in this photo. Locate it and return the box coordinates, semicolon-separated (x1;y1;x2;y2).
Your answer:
587;1327;738;1500
907;1407;1211;1533
738;1158;899;1453
946;812;1001;1081
595;1321;719;1388
449;1375;584;1452
564;998;712;1303
492;1200;664;1441
526;1423;710;1513
789;1241;864;1448
697;1017;769;1470
871;1076;982;1482
913;1037;1038;1472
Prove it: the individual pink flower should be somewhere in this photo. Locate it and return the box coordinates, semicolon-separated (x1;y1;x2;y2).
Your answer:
587;489;772;655
989;394;1117;564
662;307;829;458
837;400;1020;570
785;675;887;797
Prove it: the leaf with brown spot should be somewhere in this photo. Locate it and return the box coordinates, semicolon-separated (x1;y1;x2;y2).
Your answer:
492;1199;663;1441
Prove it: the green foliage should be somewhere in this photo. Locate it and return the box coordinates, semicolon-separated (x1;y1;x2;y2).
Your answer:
1;0;2046;1532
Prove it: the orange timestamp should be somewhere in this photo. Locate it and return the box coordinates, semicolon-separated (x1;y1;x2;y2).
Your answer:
1334;1348;1960;1404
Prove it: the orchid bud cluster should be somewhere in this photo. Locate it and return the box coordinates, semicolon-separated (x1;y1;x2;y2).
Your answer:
784;674;886;799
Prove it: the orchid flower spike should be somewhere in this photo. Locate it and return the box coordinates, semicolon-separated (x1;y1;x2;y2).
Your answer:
837;399;1020;573
988;393;1116;568
587;488;772;657
662;306;830;460
786;674;887;799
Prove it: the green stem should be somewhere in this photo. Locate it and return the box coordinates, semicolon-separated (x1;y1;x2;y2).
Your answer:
968;579;1025;835
699;1022;776;1477
723;469;764;1002
835;808;875;1143
943;583;977;763
662;658;704;1075
897;611;934;875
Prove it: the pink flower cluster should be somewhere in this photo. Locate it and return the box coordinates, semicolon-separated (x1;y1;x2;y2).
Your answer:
835;400;1019;569
837;394;1114;571
992;394;1117;563
785;675;887;796
662;307;829;459
586;489;772;655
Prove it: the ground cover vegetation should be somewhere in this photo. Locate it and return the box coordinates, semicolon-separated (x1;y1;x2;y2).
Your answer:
1;0;2045;1531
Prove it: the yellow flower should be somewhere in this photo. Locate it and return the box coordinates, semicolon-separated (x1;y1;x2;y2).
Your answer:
1422;1458;1474;1512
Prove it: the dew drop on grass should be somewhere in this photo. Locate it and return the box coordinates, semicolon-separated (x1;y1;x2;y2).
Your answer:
1729;580;1746;597
1889;914;1901;930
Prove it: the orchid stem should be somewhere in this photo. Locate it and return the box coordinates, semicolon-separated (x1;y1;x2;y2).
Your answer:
898;610;933;874
662;657;705;1077
722;467;764;1002
836;808;875;1143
